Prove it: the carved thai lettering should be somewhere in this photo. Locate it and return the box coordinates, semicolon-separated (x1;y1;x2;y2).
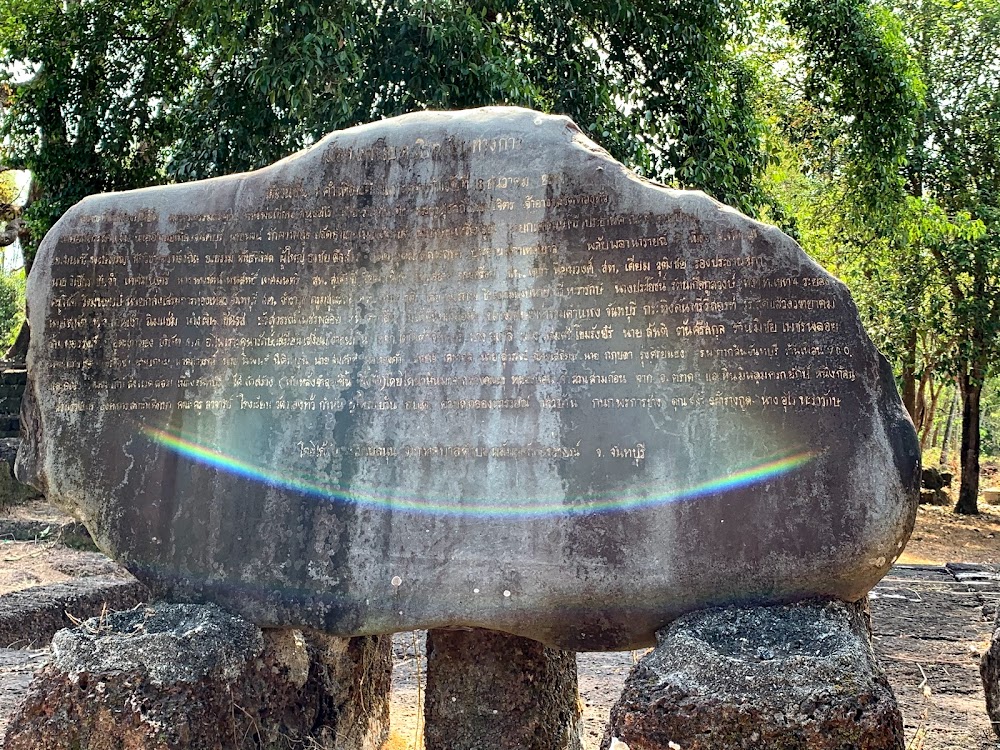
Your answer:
670;277;738;292
143;313;177;328
722;367;811;382
732;318;777;334
439;398;531;410
693;255;763;269
816;367;857;381
591;397;664;408
614;279;670;294
610;443;646;464
783;320;840;333
639;348;686;361
707;393;754;409
675;323;727;337
699;344;780;359
558;283;603;297
540;398;579;409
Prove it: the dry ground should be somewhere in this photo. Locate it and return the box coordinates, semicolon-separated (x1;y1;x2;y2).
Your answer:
900;502;1000;566
870;564;998;750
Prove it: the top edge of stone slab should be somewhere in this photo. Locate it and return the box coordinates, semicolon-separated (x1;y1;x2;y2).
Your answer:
59;107;742;219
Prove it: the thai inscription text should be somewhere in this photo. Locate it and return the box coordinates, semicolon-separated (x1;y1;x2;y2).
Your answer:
43;141;856;465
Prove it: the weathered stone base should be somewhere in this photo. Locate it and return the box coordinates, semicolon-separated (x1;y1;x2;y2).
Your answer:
425;627;582;750
3;602;391;749
0;577;148;648
982;609;1000;738
603;600;903;750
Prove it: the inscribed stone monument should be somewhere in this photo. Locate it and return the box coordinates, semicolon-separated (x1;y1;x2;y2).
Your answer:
17;107;920;650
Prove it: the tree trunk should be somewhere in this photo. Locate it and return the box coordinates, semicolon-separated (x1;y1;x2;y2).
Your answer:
22;174;41;277
900;325;918;424
955;371;981;515
928;418;940;453
0;217;22;248
920;377;942;449
940;385;958;465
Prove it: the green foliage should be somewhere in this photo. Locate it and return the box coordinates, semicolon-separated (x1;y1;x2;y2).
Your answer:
0;0;942;394
0;268;24;347
766;0;1000;512
981;378;1000;458
0;171;16;206
0;0;923;252
166;0;777;214
900;0;1000;430
0;0;193;259
782;0;924;226
4;0;977;481
0;169;16;242
883;0;1000;381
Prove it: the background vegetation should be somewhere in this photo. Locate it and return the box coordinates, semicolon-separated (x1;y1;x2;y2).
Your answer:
0;0;996;511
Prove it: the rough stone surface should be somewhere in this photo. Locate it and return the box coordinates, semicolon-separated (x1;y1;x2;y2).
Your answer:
19;106;919;650
920;488;951;506
921;467;952;490
0;439;41;509
3;602;391;749
424;627;582;750
0;577;148;648
0;515;95;546
0;368;25;440
603;600;904;750
0;377;41;509
919;468;952;506
0;459;42;508
0;438;18;466
982;609;1000;738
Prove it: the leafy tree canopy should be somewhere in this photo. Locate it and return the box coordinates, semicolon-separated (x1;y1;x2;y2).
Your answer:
0;0;191;249
0;169;15;204
907;0;1000;513
766;0;1000;513
0;0;922;260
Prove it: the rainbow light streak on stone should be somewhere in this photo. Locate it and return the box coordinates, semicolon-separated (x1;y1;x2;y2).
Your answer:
142;425;816;517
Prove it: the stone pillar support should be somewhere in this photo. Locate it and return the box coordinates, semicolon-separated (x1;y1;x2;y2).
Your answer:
3;602;391;750
424;627;582;750
603;600;904;750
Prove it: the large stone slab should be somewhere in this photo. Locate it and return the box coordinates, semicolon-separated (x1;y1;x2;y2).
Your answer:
0;577;148;648
18;107;919;650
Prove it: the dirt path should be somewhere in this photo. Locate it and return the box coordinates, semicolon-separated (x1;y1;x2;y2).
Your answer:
0;647;46;737
870;564;1000;750
901;503;1000;566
